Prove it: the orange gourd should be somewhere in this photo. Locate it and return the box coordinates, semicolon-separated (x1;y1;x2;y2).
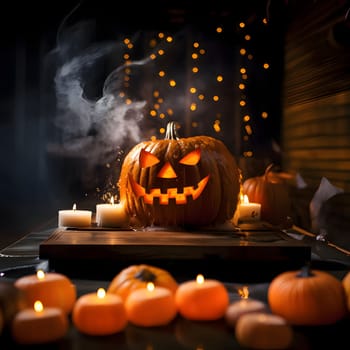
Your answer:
118;121;241;228
268;265;347;325
342;271;350;312
242;163;292;226
107;264;178;302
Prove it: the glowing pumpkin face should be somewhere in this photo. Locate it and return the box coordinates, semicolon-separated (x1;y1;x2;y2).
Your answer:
129;148;210;206
118;122;241;228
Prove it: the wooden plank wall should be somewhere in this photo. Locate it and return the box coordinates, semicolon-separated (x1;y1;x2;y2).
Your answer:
282;0;350;191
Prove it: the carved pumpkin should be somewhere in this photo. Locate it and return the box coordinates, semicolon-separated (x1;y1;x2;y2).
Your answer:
268;265;348;325
242;163;292;226
118;121;241;227
107;264;178;302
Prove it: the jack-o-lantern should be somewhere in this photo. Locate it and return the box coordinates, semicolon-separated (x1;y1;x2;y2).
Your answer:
118;121;241;227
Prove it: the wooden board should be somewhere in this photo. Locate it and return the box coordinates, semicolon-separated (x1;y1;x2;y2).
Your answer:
39;226;311;281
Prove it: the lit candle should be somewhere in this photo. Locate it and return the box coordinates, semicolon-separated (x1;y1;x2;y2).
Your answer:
125;282;177;327
225;286;268;327
72;288;127;335
175;274;229;321
235;312;294;349
14;270;76;314
12;300;69;344
96;197;129;227
236;194;261;223
58;203;92;227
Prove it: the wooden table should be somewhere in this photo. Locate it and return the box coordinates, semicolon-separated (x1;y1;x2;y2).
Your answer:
39;223;311;281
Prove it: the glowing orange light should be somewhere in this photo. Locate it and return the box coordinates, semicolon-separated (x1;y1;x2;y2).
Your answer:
36;270;45;280
147;282;155;292
97;288;106;299
157;162;177;179
140;149;160;168
179;149;201;165
238;286;249;299
196;274;205;284
34;300;44;313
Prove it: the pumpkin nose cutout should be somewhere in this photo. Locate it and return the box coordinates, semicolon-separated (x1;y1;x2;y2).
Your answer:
157;162;177;178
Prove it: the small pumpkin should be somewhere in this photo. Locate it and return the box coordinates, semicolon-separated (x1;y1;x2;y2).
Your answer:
118;121;241;228
0;281;28;332
268;265;347;325
242;163;292;226
107;264;178;302
341;270;350;312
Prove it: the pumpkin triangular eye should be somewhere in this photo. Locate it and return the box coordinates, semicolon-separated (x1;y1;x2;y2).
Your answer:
157;162;177;178
179;148;201;165
140;149;160;168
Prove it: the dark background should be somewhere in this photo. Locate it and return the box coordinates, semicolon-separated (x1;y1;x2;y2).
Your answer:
0;1;285;247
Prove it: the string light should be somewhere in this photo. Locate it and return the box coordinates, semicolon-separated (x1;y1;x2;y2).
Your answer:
115;7;277;153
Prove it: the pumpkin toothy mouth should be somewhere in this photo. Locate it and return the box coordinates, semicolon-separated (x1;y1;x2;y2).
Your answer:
128;173;210;205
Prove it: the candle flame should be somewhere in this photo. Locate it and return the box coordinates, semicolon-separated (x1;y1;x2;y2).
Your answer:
238;285;249;299
36;270;45;280
147;282;155;291
196;274;205;284
110;197;114;205
97;288;106;298
73;203;77;211
239;193;244;202
34;300;44;312
242;194;249;204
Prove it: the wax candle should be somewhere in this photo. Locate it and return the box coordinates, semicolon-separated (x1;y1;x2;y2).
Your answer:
12;300;69;344
175;274;229;321
96;197;129;227
14;270;76;314
236;194;261;223
235;312;294;349
125;282;177;327
225;298;268;328
72;288;127;335
58;203;92;227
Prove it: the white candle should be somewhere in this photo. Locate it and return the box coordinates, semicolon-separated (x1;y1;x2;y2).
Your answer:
96;198;129;228
235;312;294;349
58;203;92;227
225;298;268;327
236;195;261;222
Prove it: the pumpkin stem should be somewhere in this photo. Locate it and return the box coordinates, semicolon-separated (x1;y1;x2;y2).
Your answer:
134;268;157;282
165;121;180;140
264;163;275;177
296;263;314;278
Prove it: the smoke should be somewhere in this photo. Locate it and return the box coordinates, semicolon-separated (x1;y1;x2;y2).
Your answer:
53;32;147;165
